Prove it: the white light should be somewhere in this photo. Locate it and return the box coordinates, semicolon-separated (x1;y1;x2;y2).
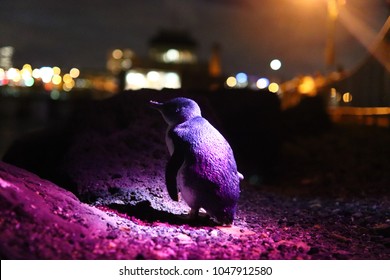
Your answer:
164;49;180;63
256;78;270;89
6;68;19;81
32;69;41;79
40;67;54;83
21;69;32;80
0;68;5;82
270;59;282;71
125;72;147;90
164;72;181;89
147;71;160;82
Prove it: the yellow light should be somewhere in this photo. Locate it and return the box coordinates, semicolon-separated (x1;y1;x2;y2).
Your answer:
63;79;75;92
268;82;279;93
226;76;237;88
330;87;337;98
69;68;80;78
22;64;32;71
342;92;352;103
53;66;61;75
66;80;75;88
112;49;123;60
327;0;339;20
63;74;73;84
52;74;62;85
63;84;72;92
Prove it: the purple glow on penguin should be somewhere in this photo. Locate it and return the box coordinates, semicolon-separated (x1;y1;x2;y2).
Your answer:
150;97;243;225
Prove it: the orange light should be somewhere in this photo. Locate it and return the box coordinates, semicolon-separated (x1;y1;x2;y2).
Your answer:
298;76;316;95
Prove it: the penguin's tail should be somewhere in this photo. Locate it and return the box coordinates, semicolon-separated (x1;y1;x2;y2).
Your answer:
238;172;244;180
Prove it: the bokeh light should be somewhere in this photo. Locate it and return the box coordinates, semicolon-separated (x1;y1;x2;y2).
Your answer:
236;72;248;84
146;71;160;82
24;77;34;87
32;69;41;79
256;77;270;89
343;92;353;103
52;74;62;85
268;82;279;93
163;49;180;63
69;68;80;79
270;59;282;71
53;66;61;75
112;49;123;60
165;72;180;89
298;76;316;95
40;67;54;83
226;76;237;88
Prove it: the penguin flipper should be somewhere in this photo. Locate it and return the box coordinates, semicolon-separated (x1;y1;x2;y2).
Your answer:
165;146;184;202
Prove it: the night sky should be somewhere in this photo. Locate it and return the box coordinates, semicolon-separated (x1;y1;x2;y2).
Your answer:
0;0;388;79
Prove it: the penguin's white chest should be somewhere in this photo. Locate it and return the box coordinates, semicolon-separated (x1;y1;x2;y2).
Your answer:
177;164;198;208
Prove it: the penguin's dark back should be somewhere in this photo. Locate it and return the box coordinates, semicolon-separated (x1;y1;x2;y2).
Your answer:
173;116;239;186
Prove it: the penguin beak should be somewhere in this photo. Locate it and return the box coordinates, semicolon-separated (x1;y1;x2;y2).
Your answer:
149;100;163;111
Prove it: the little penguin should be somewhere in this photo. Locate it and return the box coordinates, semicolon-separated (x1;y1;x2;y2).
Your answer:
150;97;243;225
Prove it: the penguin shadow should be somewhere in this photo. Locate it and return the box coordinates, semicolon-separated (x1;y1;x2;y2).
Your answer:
108;201;219;227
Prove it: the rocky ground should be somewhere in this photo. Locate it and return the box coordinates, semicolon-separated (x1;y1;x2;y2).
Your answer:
0;90;389;259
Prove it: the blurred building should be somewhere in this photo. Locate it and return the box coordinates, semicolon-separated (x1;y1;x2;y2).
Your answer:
0;46;14;69
107;29;223;91
326;16;390;107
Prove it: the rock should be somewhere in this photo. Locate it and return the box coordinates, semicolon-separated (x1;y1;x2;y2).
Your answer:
308;247;320;255
372;224;390;237
0;161;135;259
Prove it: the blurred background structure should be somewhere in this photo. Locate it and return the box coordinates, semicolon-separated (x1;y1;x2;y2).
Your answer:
0;0;389;156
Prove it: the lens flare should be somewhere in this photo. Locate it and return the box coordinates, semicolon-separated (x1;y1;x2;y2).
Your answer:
338;5;390;71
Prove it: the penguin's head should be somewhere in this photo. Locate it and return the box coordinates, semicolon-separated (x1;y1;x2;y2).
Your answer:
213;205;237;226
150;97;202;126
